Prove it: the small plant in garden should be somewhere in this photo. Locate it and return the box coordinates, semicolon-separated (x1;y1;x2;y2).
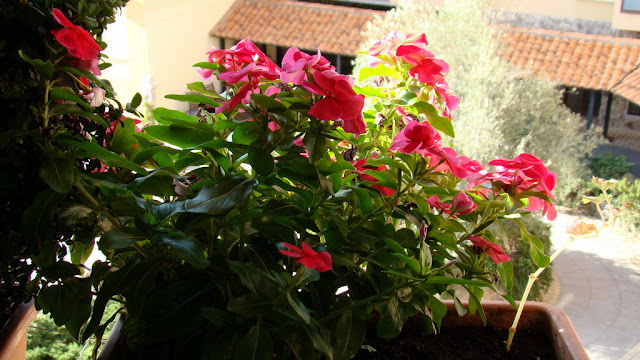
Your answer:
588;151;634;180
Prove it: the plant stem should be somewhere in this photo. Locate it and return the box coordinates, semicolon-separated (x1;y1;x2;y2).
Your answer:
74;177;149;258
74;177;120;228
505;234;575;351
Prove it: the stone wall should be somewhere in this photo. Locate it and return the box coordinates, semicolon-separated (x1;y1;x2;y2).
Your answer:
498;11;640;38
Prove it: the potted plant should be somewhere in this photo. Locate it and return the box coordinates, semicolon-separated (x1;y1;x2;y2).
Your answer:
86;31;584;358
5;4;585;358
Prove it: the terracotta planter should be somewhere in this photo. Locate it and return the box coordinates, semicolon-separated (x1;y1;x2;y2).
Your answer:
441;300;589;360
0;300;38;360
100;301;589;360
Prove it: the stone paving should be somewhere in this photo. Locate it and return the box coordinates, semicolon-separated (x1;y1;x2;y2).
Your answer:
549;209;640;360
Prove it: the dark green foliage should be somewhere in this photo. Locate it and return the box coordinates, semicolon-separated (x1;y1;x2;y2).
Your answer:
588;151;634;179
26;300;121;360
491;216;554;301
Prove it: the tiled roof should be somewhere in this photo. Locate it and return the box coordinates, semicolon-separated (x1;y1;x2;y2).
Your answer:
209;0;382;55
210;2;640;104
498;26;640;104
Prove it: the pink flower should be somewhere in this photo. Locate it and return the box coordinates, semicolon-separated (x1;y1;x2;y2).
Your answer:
451;191;476;215
280;48;334;85
353;159;396;196
368;31;432;66
51;9;101;61
487;153;557;220
82;86;106;107
408;58;449;85
489;153;549;179
389;120;442;155
302;70;365;134
426;195;451;214
469;236;510;264
280;242;332;272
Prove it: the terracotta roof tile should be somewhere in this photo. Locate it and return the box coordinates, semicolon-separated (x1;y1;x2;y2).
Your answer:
209;0;381;55
209;4;640;104
498;26;640;104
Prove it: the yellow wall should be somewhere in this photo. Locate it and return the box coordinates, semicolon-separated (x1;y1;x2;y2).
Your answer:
612;0;640;31
102;0;234;112
490;0;615;22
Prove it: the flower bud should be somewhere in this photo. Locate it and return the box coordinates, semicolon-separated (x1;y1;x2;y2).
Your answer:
419;221;428;241
451;191;476;215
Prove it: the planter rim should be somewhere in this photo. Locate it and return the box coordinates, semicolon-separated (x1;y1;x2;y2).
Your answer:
441;300;590;360
0;299;39;360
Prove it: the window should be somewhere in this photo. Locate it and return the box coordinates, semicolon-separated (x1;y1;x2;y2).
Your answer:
627;102;640;117
621;0;640;13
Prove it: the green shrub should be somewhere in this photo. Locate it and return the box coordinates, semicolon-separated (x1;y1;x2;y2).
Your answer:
355;0;602;203
491;216;553;301
588;151;633;179
611;177;640;232
27;300;121;360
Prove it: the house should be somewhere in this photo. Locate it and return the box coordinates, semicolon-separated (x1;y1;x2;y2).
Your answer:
103;0;640;145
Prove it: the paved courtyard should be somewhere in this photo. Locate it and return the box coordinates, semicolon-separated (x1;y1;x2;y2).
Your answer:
549;209;640;360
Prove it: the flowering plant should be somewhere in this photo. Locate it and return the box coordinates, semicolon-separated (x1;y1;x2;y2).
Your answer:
0;0;140;321
56;31;556;358
5;5;557;357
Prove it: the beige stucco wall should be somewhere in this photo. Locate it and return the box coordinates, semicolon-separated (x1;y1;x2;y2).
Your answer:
490;0;616;22
612;0;640;31
102;0;233;112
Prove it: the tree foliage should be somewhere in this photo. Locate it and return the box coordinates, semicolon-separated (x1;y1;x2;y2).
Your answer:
356;0;603;202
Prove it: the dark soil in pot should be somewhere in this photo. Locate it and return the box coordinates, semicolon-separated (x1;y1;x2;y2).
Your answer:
352;315;557;360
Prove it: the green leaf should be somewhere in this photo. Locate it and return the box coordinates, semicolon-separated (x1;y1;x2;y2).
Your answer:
353;85;386;98
165;93;220;106
50;87;93;111
390;253;421;275
303;131;327;163
248;140;274;175
21;190;65;250
359;64;401;82
227;294;274;318
110;117;139;157
428;276;491;287
263;199;304;217
184;176;258;215
286;293;311;324
192;62;225;72
50;104;108;127
39;261;81;281
152;107;200;124
250;93;286;111
376;295;405;338
69;240;95;266
333;310;366;360
413;101;455;138
229;261;278;297
99;228;147;250
351;187;372;214
39;154;74;193
131;145;179;165
497;261;514;291
37;285;76;327
154;232;209;269
129;92;143;108
18;50;53;79
144;124;214;149
515;219;551;268
428;294;447;332
56;138;148;175
235;324;274;360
